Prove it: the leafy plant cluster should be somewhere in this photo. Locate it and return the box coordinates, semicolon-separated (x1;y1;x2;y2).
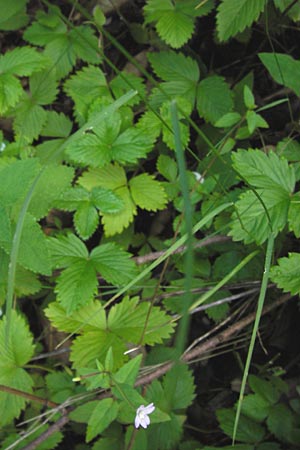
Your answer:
1;0;300;449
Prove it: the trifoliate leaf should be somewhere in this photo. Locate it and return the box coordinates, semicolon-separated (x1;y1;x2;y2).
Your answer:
288;192;300;237
270;253;300;295
55;259;98;314
87;398;119;442
0;46;48;76
23;7;67;46
197;75;233;124
229;189;289;244
129;173;167;211
90;243;137;286
259;52;300;96
47;233;89;267
74;202;99;240
232;149;295;193
0;310;35;426
217;0;267;42
0;73;23;114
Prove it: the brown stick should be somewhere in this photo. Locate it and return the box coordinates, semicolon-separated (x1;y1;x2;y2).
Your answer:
19;293;292;450
0;385;58;409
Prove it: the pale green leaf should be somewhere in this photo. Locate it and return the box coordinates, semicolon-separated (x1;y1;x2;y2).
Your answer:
74;203;99;240
270;252;300;295
0;46;48;76
217;0;267;42
197;75;233;124
55;259;98;314
215;112;241;128
0;73;23;114
232;149;295;193
288;192;300;237
0;310;35;426
87;398;119;442
47;233;89;267
90;243;137;285
78;164;127;191
45;300;106;334
129;173;167;211
244;85;255;109
259;52;300;96
55;187;90;211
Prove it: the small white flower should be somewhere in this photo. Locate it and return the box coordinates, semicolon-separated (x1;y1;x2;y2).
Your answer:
134;403;155;429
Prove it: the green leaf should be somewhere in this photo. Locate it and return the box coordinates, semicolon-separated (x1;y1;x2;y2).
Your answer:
108;296;175;345
288;192;300;237
232;149;295;193
157;154;178;182
110;72;146;106
28;165;74;220
217;0;267;42
148;51;200;83
13;100;47;143
0;46;48;76
270;252;300;295
87;398;119;442
64;65;108;123
78;164;127;192
160;98;192;150
74;203;99;240
215;112;241;128
217;408;265;443
163;364;195;410
129;173;167;211
240;394;270;422
229;189;290;244
266;404;294;442
101;186;137;236
259;52;300;96
90;243;137;286
45;299;106;334
48;233;89;267
111;127;154;164
0;73;23;114
0;0;27;24
244;85;255;110
55;259;98;314
92;187;124;213
144;0;213;49
248;375;284;405
146;413;183;450
114;355;142;386
0;310;35;426
41;111;72;138
29;69;58;105
197;76;233;124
